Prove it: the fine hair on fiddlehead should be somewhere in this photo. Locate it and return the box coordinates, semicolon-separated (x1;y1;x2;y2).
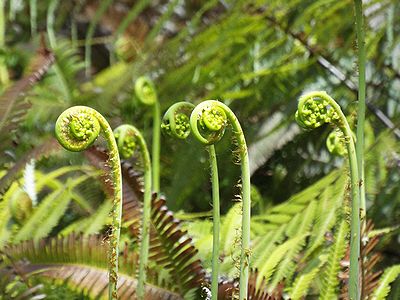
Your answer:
190;100;251;300
55;106;122;300
113;124;152;300
162;101;221;300
295;91;360;300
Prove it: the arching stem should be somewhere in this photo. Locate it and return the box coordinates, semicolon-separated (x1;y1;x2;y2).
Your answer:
297;91;360;300
136;133;152;299
190;101;251;300
208;145;220;300
55;107;122;300
114;124;152;299
354;0;366;229
152;101;161;193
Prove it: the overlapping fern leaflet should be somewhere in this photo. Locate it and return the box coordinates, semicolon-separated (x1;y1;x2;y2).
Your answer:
1;234;183;300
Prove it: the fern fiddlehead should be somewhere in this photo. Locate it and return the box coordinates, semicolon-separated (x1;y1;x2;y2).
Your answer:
135;76;161;193
326;130;347;157
162;101;221;300
295;91;360;299
55;106;122;300
190;100;250;300
114;124;152;300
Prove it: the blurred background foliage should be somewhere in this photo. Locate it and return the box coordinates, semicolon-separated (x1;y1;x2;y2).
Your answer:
1;0;400;298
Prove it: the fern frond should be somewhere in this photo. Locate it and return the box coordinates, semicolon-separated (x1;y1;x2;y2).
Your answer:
304;177;346;259
320;219;349;300
287;257;326;300
60;200;112;236
371;265;400;300
220;203;242;255
270;200;317;287
252;224;286;269
256;234;308;290
13;174;92;243
0;48;54;154
0;139;61;194
2;234;183;299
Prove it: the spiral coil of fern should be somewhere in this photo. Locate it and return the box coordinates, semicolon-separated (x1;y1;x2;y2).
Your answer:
295;91;360;299
114;124;152;300
190;100;250;300
135;76;161;193
326;130;347;157
162;101;221;300
55;106;122;300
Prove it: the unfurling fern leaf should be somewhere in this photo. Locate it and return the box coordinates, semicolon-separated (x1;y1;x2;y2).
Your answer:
320;219;349;300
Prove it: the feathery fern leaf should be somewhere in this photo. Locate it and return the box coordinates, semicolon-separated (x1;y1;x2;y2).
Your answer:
320;219;349;300
270;200;317;287
372;265;400;300
13;175;92;243
0;48;54;133
256;234;308;290
287;257;326;300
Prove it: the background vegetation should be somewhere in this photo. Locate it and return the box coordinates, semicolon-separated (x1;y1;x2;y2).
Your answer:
1;0;400;299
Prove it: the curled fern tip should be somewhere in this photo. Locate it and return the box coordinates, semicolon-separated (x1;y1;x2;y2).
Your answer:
161;102;194;139
114;124;138;159
55;106;101;152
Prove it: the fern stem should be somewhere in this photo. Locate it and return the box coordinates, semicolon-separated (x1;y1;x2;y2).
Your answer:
55;106;122;300
190;100;251;300
162;102;222;298
208;145;220;300
354;0;366;226
113;124;152;299
85;0;113;77
152;101;161;193
295;91;360;300
135;76;160;193
29;0;37;37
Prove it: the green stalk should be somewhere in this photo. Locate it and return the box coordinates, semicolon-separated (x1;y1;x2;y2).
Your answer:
208;145;220;300
190;100;251;300
29;0;37;37
152;101;161;193
55;106;123;300
162;102;222;299
354;0;366;224
113;124;152;300
135;76;160;193
295;91;360;300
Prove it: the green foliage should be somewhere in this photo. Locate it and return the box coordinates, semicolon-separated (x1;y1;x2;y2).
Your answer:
1;0;400;299
372;265;400;300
